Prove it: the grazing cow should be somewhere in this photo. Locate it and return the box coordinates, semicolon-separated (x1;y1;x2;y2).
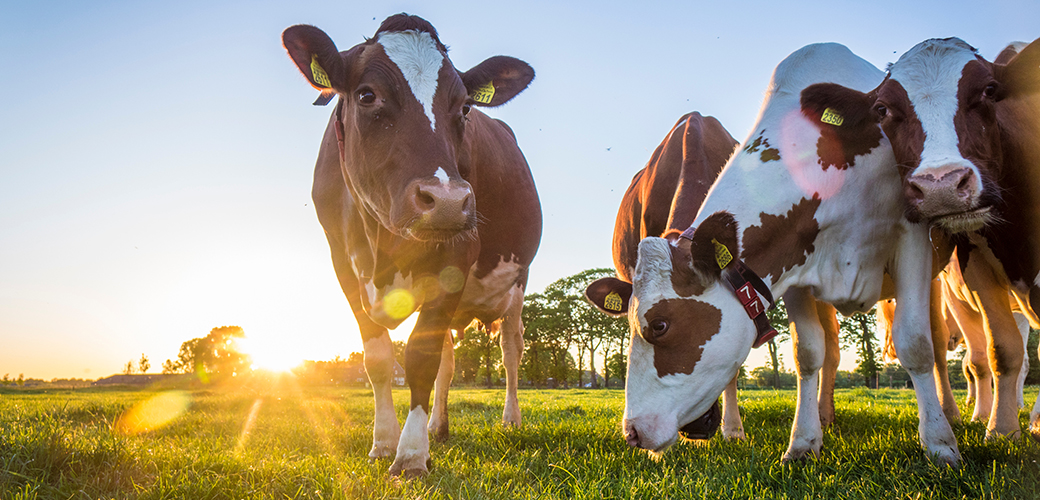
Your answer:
802;37;1040;439
282;14;541;476
594;111;842;439
587;43;963;464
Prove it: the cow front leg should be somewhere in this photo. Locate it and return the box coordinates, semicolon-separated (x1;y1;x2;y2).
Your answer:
781;287;825;462
817;302;840;428
363;332;401;459
1031;333;1040;441
389;312;453;477
427;331;455;442
721;375;745;440
891;227;960;466
1014;312;1029;409
929;280;961;425
499;288;525;427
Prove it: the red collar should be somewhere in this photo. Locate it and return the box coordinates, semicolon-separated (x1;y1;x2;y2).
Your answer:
679;229;778;349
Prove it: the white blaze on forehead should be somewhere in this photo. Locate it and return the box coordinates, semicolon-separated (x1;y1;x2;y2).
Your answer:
378;30;445;131
889;39;979;172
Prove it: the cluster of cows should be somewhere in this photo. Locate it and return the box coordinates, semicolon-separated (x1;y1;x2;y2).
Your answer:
283;13;1040;476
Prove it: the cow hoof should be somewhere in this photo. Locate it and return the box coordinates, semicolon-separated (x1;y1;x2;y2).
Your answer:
503;405;522;427
389;457;431;478
722;427;746;441
781;441;820;463
431;426;449;443
368;442;397;459
983;428;1022;442
925;446;961;467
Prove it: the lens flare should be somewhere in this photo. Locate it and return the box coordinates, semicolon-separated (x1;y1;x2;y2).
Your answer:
113;390;191;435
439;266;465;293
384;288;416;319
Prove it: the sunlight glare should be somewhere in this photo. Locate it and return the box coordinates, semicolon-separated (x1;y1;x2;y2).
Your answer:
113;390;191;435
237;336;304;373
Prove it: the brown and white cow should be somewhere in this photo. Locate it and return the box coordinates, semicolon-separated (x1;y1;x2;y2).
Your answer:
587;43;963;464
282;14;541;476
591;111;843;440
802;37;1040;440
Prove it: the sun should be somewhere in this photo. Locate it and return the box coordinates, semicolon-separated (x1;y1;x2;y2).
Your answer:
236;336;304;373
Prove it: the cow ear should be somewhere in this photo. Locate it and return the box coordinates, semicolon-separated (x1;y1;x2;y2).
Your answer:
994;37;1040;99
800;82;878;129
686;211;739;278
585;277;632;317
283;25;347;93
460;56;534;107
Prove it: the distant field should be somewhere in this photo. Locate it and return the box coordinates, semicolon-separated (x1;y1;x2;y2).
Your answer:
1;383;1039;499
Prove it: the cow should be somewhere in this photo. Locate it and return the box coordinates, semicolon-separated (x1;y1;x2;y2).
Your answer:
800;37;1040;440
586;42;963;464
282;14;541;476
594;111;843;440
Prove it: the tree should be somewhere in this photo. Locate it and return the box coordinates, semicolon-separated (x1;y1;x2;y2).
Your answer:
167;326;251;382
138;353;150;374
123;360;134;375
765;299;793;389
541;268;628;388
838;309;882;388
455;322;502;387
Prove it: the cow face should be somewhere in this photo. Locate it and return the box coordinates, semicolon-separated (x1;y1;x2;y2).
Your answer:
801;38;1040;233
586;213;753;453
283;15;534;242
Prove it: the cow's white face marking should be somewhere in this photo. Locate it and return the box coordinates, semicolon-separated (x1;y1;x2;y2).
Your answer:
378;30;445;131
890;40;981;188
623;237;754;452
433;167;451;185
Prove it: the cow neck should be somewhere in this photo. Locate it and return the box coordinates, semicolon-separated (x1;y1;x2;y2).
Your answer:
679;227;778;348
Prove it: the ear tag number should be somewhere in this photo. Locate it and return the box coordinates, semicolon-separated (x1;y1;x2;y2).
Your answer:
310;55;331;88
821;108;844;126
604;291;623;312
712;239;733;269
471;82;496;104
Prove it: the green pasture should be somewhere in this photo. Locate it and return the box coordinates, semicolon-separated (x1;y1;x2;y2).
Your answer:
1;384;1039;499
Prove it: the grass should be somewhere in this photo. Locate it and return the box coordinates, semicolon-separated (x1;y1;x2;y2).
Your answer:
1;382;1039;499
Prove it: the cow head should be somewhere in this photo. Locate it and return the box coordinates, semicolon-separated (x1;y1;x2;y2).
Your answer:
283;14;534;242
586;213;754;453
800;37;1040;233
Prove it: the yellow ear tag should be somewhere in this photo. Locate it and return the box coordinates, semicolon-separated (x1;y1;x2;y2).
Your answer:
821;107;844;126
604;291;623;312
471;81;496;104
712;238;733;270
310;55;332;88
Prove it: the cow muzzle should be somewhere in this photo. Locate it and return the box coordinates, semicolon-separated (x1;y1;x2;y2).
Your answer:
399;178;476;240
905;163;991;232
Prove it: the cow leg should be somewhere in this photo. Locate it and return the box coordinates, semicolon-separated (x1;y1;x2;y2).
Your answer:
389;308;457;477
817;302;840;428
962;264;1023;439
946;289;992;421
890;227;959;465
721;375;745;440
781;287;825;462
1014;312;1029;408
1032;324;1040;440
929;280;961;425
499;287;525;427
962;355;976;408
427;331;455;442
330;251;401;459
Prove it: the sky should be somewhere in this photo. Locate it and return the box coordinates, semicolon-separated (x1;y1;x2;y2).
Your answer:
2;0;1039;380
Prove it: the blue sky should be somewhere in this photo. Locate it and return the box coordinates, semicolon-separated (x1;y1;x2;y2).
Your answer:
2;0;1038;379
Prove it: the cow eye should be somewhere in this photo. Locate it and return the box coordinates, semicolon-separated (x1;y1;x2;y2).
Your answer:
358;89;376;105
983;83;998;99
873;104;888;119
647;318;669;340
462;104;471;116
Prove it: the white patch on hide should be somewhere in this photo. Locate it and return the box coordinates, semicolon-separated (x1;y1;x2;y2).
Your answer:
378;31;445;131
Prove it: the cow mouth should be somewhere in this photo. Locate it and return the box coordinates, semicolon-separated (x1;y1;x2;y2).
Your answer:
405;225;479;244
678;400;721;441
932;206;993;233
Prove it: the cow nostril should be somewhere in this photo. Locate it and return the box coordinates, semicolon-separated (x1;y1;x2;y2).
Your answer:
905;182;925;204
416;189;435;210
955;170;975;197
624;426;641;448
